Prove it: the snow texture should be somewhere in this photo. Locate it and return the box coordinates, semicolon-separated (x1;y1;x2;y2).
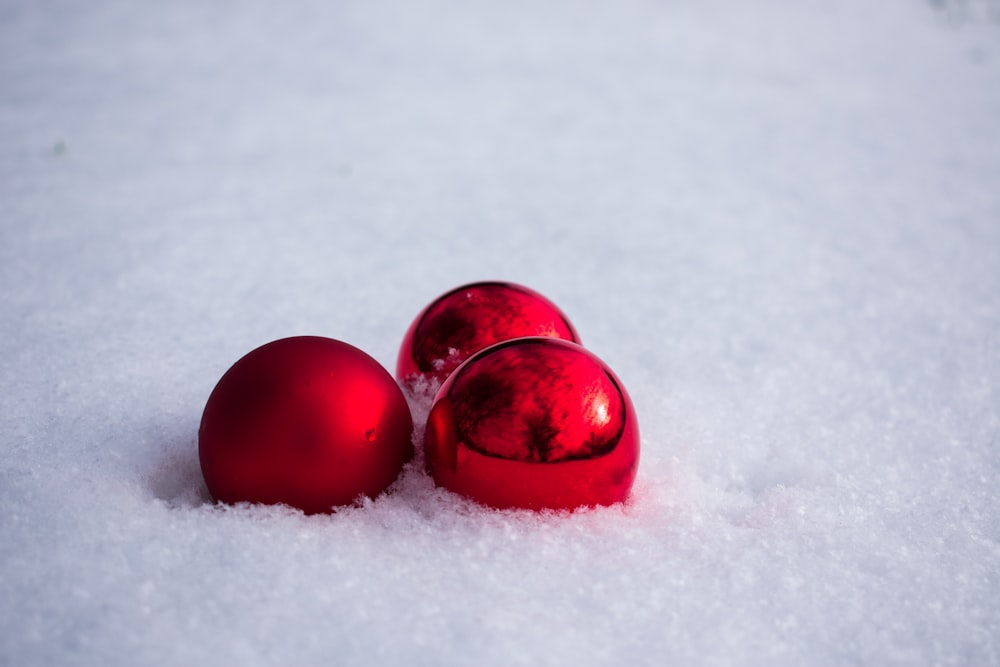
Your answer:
2;0;999;665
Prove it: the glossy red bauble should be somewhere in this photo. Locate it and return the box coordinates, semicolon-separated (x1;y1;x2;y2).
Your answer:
396;281;580;386
199;336;413;514
424;337;639;511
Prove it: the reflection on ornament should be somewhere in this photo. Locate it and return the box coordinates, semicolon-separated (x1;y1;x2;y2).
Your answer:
397;281;579;386
425;337;639;511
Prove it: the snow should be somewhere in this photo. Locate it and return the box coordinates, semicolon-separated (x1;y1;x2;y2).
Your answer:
2;0;999;665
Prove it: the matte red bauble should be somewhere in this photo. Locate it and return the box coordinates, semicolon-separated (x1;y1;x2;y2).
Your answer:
396;281;580;385
424;337;639;511
199;336;413;514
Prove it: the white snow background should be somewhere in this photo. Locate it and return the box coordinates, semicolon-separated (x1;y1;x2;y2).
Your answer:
2;0;999;665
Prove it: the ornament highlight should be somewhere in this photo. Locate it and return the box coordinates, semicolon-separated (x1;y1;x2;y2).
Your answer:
199;336;413;514
424;337;639;510
396;281;580;386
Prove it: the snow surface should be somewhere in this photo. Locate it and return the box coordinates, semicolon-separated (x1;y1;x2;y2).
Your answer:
2;0;999;665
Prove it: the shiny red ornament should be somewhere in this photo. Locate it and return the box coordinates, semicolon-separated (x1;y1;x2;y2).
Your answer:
199;336;413;514
424;337;639;511
396;281;580;386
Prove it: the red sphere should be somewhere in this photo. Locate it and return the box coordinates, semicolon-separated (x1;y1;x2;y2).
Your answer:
424;337;639;511
199;336;413;514
396;281;580;385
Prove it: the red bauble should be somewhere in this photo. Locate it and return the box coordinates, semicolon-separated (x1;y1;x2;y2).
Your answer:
424;337;639;511
199;336;413;514
396;281;580;385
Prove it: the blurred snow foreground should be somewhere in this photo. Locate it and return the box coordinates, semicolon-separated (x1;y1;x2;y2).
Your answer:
1;0;999;665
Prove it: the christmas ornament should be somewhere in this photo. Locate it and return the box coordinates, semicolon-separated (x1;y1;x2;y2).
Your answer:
199;336;413;514
424;337;639;510
396;281;580;386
